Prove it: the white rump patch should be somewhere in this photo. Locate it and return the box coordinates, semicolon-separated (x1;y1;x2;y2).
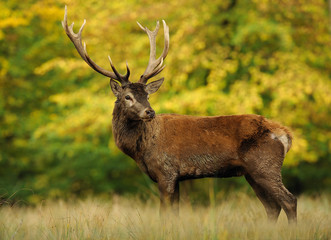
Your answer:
270;133;276;139
278;135;289;154
270;133;289;155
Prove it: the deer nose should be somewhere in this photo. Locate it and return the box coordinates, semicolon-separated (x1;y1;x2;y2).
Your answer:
145;109;155;118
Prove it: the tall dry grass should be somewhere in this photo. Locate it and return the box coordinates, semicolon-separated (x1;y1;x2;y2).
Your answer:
0;193;330;240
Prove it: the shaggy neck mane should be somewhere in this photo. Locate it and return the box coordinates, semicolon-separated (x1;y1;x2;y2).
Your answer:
112;104;148;159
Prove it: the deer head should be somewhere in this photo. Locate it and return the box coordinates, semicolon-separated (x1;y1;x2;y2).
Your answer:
62;6;169;121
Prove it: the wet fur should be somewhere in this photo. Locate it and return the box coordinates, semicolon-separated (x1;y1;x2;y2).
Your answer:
112;99;297;223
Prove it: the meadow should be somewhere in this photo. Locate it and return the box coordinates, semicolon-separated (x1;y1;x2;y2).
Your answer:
1;2;330;240
1;193;330;240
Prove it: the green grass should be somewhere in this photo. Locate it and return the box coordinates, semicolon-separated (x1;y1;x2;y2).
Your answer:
0;193;330;240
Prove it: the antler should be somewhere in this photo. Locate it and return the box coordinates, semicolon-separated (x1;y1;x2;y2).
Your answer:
137;20;169;84
62;6;130;85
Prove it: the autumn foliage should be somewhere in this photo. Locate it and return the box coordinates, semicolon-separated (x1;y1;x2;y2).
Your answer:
0;0;330;203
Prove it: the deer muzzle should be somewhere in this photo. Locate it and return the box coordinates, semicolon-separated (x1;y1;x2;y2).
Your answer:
141;107;155;121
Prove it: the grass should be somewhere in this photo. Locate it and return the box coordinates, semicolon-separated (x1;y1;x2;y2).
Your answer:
0;193;330;240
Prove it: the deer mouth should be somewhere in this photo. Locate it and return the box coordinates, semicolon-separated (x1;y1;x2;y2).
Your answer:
141;113;155;121
140;108;155;121
142;116;155;122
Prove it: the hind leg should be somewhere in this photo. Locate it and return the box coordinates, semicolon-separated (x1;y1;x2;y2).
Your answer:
249;172;297;224
245;174;281;222
243;135;297;224
274;182;297;223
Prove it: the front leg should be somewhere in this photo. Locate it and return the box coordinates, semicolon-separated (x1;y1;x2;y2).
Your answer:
158;178;179;215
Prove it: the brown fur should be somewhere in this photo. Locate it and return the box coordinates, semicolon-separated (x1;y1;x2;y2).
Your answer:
111;85;297;223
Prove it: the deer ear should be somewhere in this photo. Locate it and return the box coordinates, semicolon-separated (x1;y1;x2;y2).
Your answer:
145;78;164;94
110;79;122;97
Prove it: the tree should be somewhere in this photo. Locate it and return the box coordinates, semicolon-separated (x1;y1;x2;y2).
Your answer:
0;0;330;204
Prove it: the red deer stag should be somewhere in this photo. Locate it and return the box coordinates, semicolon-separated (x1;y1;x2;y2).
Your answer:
62;6;297;223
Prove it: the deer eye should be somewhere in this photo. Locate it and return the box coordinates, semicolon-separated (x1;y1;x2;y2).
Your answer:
125;95;131;100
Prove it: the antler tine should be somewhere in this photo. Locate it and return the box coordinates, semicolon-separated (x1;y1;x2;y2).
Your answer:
138;20;169;84
137;21;160;62
108;56;130;81
62;6;130;85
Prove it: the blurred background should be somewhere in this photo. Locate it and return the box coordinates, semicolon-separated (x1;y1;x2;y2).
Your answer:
0;0;330;205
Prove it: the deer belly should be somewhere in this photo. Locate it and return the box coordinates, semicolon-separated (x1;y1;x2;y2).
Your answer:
177;153;241;179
